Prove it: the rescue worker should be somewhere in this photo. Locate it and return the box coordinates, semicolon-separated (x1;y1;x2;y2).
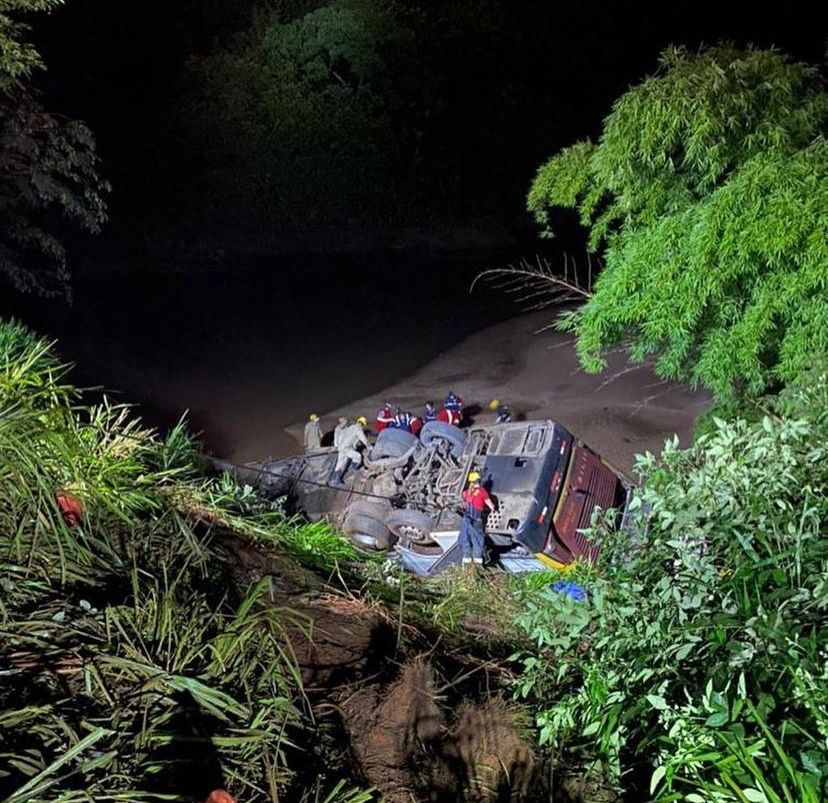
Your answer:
376;402;394;433
437;405;462;426
331;416;370;485
424;401;437;423
458;471;495;565
390;409;414;432
410;414;423;437
444;391;463;412
304;413;322;452
488;398;512;424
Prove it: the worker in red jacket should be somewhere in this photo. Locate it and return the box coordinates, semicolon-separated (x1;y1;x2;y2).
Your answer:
375;403;394;432
437;406;462;426
459;471;495;565
410;415;423;437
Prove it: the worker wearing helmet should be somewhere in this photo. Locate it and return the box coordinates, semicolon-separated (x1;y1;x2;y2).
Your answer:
331;416;370;485
459;470;495;565
488;398;512;424
304;413;322;452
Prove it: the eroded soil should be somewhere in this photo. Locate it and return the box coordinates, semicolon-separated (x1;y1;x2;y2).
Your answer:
227;539;616;802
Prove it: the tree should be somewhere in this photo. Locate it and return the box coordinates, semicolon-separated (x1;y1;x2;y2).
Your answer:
528;46;828;404
181;2;402;225
1;0;108;296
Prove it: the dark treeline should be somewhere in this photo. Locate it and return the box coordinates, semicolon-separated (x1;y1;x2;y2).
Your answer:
32;0;825;251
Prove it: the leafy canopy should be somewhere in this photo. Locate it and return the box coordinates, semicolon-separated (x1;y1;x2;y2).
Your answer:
0;0;108;296
528;46;828;402
0;0;62;92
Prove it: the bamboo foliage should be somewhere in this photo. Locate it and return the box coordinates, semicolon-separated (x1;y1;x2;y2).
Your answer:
527;46;828;404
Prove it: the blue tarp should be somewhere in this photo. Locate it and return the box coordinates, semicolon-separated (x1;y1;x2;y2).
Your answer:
551;580;587;601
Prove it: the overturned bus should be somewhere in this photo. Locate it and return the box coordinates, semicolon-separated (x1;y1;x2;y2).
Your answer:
218;419;632;576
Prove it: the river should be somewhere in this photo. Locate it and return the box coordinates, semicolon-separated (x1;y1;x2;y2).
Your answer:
1;252;518;460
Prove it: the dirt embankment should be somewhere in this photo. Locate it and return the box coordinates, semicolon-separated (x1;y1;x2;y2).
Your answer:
229;542;614;803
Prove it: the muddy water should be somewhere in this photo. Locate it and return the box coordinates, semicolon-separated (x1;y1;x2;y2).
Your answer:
1;253;516;460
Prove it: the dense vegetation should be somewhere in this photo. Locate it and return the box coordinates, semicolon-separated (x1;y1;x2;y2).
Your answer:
5;1;818;250
177;0;570;230
0;319;372;802
0;0;107;295
3;10;827;800
3;313;826;801
511;371;828;800
528;46;828;407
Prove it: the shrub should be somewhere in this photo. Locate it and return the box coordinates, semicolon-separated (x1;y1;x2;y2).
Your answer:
512;377;828;800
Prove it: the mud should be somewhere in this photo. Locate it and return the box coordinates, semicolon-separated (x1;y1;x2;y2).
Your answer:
226;538;616;802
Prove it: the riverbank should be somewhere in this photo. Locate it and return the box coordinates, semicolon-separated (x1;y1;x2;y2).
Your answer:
288;310;710;475
2;256;707;468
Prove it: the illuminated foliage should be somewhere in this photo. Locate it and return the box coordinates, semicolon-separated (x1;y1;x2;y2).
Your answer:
179;0;555;227
528;46;828;402
0;0;108;296
182;3;403;222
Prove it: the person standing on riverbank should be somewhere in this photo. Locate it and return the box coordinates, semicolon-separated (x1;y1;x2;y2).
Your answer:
488;399;512;423
459;471;495;565
304;413;322;452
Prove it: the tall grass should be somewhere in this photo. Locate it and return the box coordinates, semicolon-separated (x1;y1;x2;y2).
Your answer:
0;320;370;802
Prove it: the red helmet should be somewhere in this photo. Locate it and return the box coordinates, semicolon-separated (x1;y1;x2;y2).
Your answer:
205;792;236;803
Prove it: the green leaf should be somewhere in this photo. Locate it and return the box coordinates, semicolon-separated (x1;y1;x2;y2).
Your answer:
705;711;730;728
650;765;667;795
4;727;112;803
646;694;669;711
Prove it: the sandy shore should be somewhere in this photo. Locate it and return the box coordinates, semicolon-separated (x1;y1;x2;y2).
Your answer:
286;310;710;476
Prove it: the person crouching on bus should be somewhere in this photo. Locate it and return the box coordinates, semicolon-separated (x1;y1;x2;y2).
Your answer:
376;402;394;433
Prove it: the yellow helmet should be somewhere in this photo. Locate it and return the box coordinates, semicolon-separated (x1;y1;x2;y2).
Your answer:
309;413;319;422
356;415;369;426
468;470;481;483
488;399;500;411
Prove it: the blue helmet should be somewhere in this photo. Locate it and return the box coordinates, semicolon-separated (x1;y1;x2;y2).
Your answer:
444;391;462;410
